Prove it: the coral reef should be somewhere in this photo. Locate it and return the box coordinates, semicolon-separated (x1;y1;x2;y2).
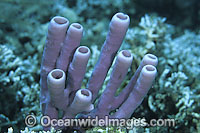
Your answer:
123;14;200;132
0;44;41;131
0;0;199;132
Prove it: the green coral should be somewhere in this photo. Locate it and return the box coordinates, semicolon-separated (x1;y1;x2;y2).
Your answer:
86;126;127;133
0;44;42;132
124;14;200;132
7;127;61;133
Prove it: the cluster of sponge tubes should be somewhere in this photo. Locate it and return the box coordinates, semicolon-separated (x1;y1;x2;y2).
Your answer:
40;12;158;130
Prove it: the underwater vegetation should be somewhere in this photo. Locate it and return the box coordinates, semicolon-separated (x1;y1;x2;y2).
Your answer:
0;0;200;132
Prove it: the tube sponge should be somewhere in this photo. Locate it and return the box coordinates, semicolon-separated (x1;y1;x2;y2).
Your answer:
47;69;66;109
113;65;157;118
40;16;69;113
87;12;130;101
69;89;94;116
40;12;158;131
56;23;84;72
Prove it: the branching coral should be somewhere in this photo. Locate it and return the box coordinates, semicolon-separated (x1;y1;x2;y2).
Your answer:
0;44;41;131
124;14;200;132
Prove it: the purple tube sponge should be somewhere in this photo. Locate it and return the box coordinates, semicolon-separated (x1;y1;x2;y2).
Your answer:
40;12;158;130
87;13;130;101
